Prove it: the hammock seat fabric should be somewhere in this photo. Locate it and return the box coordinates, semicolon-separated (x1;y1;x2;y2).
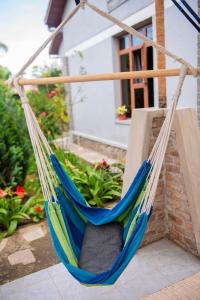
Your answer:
44;154;151;285
79;222;123;274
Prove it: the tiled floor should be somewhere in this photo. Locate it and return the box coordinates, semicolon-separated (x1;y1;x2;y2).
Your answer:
144;272;200;299
1;239;200;300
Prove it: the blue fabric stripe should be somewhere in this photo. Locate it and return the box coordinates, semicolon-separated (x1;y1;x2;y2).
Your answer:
46;202;149;285
56;187;85;251
56;187;85;235
51;154;151;225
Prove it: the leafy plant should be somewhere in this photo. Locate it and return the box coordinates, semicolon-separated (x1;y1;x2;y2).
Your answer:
55;149;123;207
25;154;41;196
116;105;128;116
0;188;30;238
0;187;45;240
23;196;45;223
0;82;31;188
27;65;68;141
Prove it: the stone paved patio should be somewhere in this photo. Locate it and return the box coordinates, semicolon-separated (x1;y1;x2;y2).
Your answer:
54;137;119;165
0;221;59;284
1;239;200;300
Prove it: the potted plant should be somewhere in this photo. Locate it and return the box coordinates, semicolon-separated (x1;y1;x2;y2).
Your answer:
116;105;128;120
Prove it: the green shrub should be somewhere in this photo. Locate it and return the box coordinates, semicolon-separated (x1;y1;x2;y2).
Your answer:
0;82;31;188
27;65;68;141
24;154;41;196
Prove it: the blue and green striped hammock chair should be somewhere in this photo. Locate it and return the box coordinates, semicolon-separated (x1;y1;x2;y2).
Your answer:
13;0;192;287
46;155;151;285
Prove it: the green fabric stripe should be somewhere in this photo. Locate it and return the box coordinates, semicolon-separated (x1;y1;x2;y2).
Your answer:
123;204;135;227
54;204;74;251
48;202;78;266
117;181;148;226
124;186;146;245
124;211;140;246
117;205;133;224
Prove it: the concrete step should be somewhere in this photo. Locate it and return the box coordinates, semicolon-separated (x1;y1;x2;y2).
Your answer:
54;136;120;165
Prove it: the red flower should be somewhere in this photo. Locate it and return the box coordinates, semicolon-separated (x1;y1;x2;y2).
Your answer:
54;88;59;94
96;159;110;170
48;89;58;99
102;159;109;167
41;112;47;117
16;186;25;198
35;206;41;213
48;92;53;99
0;189;7;198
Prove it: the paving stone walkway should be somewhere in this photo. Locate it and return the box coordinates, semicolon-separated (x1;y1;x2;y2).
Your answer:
0;221;59;284
1;239;200;300
54;137;119;165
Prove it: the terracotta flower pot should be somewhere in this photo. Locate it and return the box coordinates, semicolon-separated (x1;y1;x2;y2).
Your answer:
118;114;127;121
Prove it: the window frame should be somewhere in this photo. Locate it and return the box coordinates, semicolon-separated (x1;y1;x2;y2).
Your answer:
118;23;153;115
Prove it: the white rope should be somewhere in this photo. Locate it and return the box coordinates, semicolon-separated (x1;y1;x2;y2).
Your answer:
14;79;58;202
140;65;188;214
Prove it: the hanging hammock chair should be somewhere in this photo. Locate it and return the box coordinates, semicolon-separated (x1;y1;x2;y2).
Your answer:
12;0;197;286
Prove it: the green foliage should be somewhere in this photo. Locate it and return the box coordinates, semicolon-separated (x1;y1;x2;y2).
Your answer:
0;66;11;80
55;149;123;207
27;87;68;140
27;65;68;140
25;155;41;196
0;82;31;188
22;195;45;223
0;191;30;238
0;189;45;239
32;64;61;92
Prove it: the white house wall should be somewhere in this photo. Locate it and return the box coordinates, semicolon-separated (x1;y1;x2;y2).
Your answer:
68;37;130;147
61;0;154;52
58;0;198;148
165;0;198;108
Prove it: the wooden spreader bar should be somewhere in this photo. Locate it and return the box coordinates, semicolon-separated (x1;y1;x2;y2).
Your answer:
13;68;200;86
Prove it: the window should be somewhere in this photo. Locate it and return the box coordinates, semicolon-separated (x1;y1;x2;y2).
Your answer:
118;24;154;117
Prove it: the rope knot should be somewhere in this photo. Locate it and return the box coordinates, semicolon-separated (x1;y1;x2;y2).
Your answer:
12;77;29;106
